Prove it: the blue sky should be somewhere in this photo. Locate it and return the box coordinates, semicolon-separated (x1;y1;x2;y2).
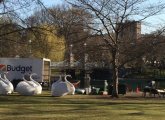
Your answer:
42;0;64;7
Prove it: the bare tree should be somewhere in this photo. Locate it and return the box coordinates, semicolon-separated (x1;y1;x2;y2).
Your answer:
66;0;165;97
141;33;165;68
47;6;92;61
0;0;46;57
28;4;93;62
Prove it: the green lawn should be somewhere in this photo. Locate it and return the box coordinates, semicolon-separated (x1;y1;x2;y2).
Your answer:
0;91;165;120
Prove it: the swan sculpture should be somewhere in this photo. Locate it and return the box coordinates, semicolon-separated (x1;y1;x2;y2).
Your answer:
51;75;69;97
65;75;75;95
29;73;42;95
51;75;75;97
15;73;42;96
0;72;14;95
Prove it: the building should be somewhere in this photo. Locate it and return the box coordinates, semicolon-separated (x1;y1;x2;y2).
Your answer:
118;20;141;44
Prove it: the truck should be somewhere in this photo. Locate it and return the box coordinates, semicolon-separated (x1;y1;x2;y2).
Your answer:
0;57;51;84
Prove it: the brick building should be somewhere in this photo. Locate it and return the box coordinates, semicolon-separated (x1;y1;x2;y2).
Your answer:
118;20;141;44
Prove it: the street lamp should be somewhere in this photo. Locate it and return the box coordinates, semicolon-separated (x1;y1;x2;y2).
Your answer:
29;39;32;57
69;44;74;67
83;43;91;94
84;43;89;68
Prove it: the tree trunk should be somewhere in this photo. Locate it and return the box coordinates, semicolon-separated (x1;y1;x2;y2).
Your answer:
111;49;119;98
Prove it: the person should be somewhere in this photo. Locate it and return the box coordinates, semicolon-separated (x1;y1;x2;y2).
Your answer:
148;80;156;89
84;74;91;94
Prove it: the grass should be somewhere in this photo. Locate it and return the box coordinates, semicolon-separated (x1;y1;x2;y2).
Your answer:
0;91;165;120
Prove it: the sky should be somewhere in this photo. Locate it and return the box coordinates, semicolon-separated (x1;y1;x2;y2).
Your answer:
41;0;165;34
42;0;64;7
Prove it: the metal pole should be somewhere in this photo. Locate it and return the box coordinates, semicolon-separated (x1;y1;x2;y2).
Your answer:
29;39;32;57
84;43;91;94
69;44;74;68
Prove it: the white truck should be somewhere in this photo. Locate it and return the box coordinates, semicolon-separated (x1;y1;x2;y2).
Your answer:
0;57;51;83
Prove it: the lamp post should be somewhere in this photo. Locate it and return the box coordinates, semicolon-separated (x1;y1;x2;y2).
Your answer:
83;43;91;94
29;39;32;57
69;44;74;68
84;43;87;69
